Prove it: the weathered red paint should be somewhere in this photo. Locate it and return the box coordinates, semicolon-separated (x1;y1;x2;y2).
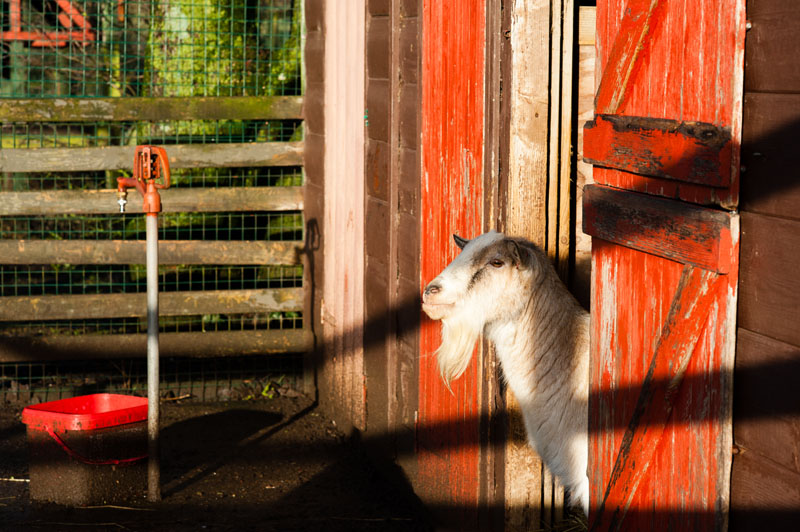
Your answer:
418;0;486;522
582;185;734;274
583;114;733;187
590;265;723;530
588;0;744;530
593;0;745;208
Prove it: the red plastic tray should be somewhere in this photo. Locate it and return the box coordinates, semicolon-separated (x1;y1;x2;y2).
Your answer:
22;394;148;432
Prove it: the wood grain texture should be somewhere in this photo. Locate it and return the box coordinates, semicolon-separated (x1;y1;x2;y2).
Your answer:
590;265;723;531
419;0;485;523
0;329;313;362
0;96;303;122
743;0;800;93
733;329;800;476
0;240;302;265
589;238;738;531
740;92;800;221
583;185;734;273
0;187;303;215
0;143;303;172
594;0;745;208
583;114;732;187
738;212;800;347
0;288;303;321
589;1;743;528
321;0;366;431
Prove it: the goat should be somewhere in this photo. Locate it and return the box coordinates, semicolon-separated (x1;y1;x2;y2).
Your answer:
422;230;590;515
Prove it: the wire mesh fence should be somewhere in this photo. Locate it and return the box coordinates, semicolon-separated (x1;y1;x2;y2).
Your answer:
0;354;304;404
0;0;301;98
0;0;307;402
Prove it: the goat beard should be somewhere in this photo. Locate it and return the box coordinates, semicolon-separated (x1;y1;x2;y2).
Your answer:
436;314;482;389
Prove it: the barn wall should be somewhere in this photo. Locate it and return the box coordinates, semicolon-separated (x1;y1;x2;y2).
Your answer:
308;0;368;430
303;0;325;398
731;0;800;527
362;0;422;480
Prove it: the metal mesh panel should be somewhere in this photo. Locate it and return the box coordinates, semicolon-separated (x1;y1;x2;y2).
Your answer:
0;264;302;295
0;119;301;147
1;166;302;190
0;0;306;401
0;212;303;239
0;0;301;98
0;355;303;403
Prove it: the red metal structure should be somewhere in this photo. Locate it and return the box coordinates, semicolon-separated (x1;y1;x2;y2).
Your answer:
418;0;487;522
1;0;95;47
582;0;745;529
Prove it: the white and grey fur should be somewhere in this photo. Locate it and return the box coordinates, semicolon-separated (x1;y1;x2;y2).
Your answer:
421;231;590;515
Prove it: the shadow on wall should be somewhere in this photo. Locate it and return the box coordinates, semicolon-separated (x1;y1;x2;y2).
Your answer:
301;114;800;530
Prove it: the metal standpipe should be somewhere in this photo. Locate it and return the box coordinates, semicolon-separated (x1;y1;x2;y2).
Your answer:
145;213;160;502
116;145;171;502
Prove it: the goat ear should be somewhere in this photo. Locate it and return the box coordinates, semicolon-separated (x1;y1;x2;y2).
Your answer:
505;239;530;269
453;234;469;250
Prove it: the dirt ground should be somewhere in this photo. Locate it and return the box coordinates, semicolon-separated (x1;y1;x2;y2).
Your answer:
0;394;434;532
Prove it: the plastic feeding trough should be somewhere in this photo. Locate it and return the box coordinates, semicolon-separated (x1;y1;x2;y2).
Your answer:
21;394;148;505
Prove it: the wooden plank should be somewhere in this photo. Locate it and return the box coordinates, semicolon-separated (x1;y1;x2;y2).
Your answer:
590;265;723;531
738;212;800;347
0;288;303;321
740;92;800;221
0;142;303;173
582;184;735;273
734;328;800;475
321;0;366;431
594;0;665;114
730;445;800;531
578;6;596;46
0;187;303;215
594;0;745;209
583;114;732;187
0;329;313;362
419;0;485;525
744;0;800;93
0;96;304;122
0;240;302;265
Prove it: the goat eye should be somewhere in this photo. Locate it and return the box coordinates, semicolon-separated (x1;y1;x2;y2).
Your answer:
490;259;504;268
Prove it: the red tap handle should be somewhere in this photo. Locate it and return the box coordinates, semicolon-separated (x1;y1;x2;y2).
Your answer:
133;145;170;189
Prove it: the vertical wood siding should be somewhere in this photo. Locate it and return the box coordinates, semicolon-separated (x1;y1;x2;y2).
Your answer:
322;0;366;430
418;0;486;521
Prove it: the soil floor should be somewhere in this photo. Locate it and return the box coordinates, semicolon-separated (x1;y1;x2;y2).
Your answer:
0;395;434;532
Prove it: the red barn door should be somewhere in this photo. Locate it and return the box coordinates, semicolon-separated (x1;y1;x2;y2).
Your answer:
418;0;486;526
582;1;745;530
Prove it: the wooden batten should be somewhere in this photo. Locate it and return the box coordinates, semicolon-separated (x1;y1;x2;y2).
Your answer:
0;329;314;362
0;240;302;265
0;95;304;122
0;288;304;322
0;187;303;215
583;184;735;273
0;142;303;173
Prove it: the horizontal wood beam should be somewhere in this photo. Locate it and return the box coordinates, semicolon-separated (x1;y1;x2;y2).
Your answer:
0;288;303;321
0;95;304;122
0;187;303;215
0;142;303;173
0;240;303;265
0;328;314;362
582;184;735;273
583;114;732;187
